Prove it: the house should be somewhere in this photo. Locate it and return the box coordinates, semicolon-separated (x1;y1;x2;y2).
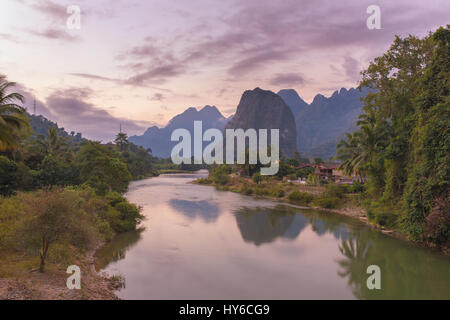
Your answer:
295;162;357;184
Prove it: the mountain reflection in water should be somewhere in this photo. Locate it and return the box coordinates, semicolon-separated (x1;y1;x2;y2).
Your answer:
95;172;450;299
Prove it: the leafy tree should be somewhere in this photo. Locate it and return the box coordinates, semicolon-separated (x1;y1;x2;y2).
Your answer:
35;127;68;156
314;158;324;164
402;26;450;242
0;156;18;195
75;141;131;194
337;25;449;244
21;188;97;272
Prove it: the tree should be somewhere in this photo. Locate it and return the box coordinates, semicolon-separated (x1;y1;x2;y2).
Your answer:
115;132;129;152
36;127;67;156
75;141;131;194
336;25;449;244
314;158;324;164
0;75;30;151
21;188;96;272
0;156;18;196
402;26;450;241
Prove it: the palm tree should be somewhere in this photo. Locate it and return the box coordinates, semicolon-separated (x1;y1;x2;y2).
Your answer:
115;132;129;152
337;109;391;179
36;127;66;156
336;132;363;178
0;75;30;151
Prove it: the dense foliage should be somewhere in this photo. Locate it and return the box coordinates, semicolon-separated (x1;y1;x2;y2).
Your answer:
0;187;143;272
337;26;449;245
0;74;157;272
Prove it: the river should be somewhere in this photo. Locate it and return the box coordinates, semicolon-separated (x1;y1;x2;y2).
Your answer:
95;171;450;299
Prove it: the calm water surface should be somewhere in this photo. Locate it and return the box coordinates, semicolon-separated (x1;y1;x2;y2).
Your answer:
95;171;450;299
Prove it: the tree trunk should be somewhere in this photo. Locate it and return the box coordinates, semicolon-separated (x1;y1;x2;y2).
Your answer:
39;239;49;273
39;255;46;273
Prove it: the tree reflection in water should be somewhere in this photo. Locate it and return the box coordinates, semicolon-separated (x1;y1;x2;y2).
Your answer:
234;205;308;246
336;232;372;299
335;229;450;299
95;228;145;271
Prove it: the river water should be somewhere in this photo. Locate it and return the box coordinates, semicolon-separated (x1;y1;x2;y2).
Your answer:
95;171;450;299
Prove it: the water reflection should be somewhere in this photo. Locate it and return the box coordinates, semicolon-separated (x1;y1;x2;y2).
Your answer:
234;206;308;246
168;199;221;222
96;173;450;299
335;230;450;299
95;228;144;271
308;213;352;241
336;233;372;299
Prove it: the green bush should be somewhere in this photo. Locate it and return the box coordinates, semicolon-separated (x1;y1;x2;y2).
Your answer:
210;165;231;185
274;188;285;198
0;156;18;196
196;178;212;184
313;196;340;209
288;190;314;205
252;172;262;184
240;186;254;195
351;181;365;193
367;203;399;228
324;184;349;198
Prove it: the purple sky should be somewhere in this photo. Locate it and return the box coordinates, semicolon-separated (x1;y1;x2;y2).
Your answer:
1;0;448;141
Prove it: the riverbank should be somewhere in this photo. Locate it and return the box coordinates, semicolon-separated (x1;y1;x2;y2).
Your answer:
0;187;143;300
0;240;121;300
194;175;450;255
194;175;365;218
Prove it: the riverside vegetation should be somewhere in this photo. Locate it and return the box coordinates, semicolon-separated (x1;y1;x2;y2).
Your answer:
197;26;450;251
0;74;167;298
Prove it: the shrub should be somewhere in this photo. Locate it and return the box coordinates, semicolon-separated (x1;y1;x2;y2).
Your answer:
351;181;365;193
252;172;262;184
425;198;450;244
0;156;18;196
324;184;349;198
288;190;314;205
313;196;340;209
306;173;319;186
274;188;285;198
196;178;212;184
240;186;254;195
366;202;399;228
210;165;231;185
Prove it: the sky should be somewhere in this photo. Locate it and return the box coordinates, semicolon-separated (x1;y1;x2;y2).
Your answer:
0;0;448;141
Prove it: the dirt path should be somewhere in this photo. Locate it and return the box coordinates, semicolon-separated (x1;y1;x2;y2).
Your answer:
0;244;120;300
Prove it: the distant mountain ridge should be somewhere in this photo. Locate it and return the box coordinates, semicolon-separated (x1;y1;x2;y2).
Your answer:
131;87;367;160
129;105;228;158
278;87;367;159
277;89;308;116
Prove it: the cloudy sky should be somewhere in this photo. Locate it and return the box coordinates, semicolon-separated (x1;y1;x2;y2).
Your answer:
0;0;448;141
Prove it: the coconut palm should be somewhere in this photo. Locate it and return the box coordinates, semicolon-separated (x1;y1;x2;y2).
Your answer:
0;75;29;151
337;109;391;179
36;127;64;156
